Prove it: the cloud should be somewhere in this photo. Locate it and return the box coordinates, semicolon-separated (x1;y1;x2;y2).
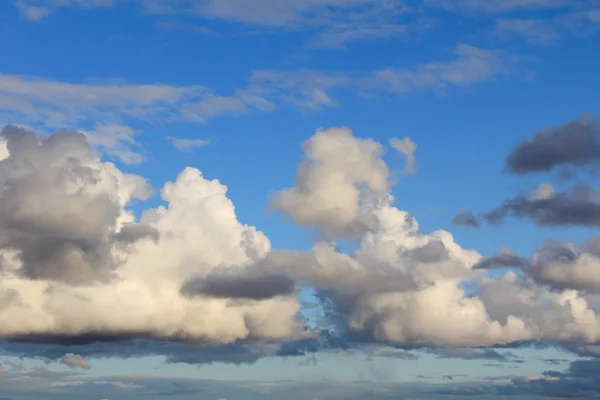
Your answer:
0;125;152;285
490;11;600;46
428;348;522;362
311;23;411;49
2;123;600;363
16;0;595;27
452;209;480;228
492;358;600;398
61;353;90;370
14;0;404;30
528;236;600;292
229;127;600;349
424;0;585;13
371;349;418;360
492;18;561;45
0;138;7;161
167;136;212;151
470;115;600;231
2;360;25;372
249;69;350;111
0;124;306;344
461;236;600;293
532;183;556;200
390;137;417;174
473;248;530;270
505;114;600;174
0;47;523;137
306;2;431;49
0;337;285;366
484;183;600;227
157;20;221;36
370;44;519;94
181;267;296;300
15;0;119;21
83;123;144;165
0;73;273;128
269;126;390;239
177;0;377;27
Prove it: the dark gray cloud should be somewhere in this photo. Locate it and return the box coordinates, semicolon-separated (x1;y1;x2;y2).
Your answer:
484;183;600;227
0;329;350;366
402;240;449;263
0;338;271;366
0;125;150;285
451;209;480;228
181;266;296;300
0;126;118;284
114;223;159;244
473;248;529;270
506;114;600;174
495;358;600;398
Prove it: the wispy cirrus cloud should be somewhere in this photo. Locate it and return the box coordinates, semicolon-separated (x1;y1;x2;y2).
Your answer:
0;43;522;129
0;43;522;165
423;0;592;13
167;136;212;150
489;10;600;46
368;43;520;94
0;74;260;127
15;0;598;22
492;18;561;45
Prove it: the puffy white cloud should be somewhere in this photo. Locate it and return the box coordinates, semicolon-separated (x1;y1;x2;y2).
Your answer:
0;138;7;161
224;126;600;348
269;127;390;239
0;125;305;344
2;123;600;355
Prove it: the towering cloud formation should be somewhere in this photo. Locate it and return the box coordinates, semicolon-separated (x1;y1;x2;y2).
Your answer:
269;127;391;239
1;124;600;357
0;125;304;344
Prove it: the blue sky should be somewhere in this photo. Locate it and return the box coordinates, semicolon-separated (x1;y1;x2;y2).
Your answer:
1;1;600;399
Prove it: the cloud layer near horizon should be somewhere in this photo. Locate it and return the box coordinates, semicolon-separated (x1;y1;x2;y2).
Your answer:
1;124;600;356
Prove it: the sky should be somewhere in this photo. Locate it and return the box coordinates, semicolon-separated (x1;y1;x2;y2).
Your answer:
1;0;600;399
